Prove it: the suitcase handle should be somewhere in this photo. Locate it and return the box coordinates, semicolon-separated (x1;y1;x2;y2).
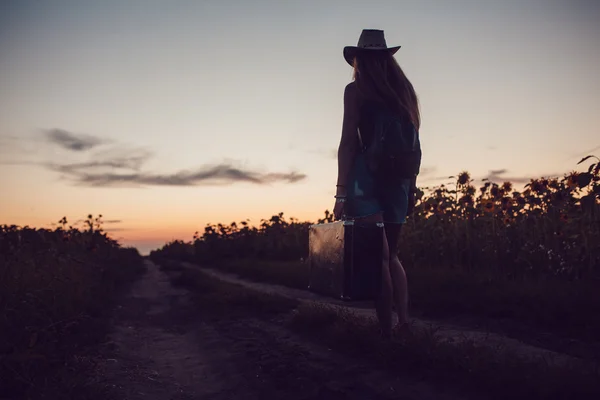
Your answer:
344;219;384;228
342;215;385;228
308;220;384;228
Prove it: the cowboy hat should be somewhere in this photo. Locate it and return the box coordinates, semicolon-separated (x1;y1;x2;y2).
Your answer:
343;29;401;66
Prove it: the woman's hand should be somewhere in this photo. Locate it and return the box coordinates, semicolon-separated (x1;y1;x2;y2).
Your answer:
407;191;416;215
406;177;418;216
333;198;345;220
333;185;347;220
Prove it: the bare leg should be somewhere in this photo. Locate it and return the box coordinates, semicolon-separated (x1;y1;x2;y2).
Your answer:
376;229;393;337
389;254;409;326
385;223;409;327
354;213;393;336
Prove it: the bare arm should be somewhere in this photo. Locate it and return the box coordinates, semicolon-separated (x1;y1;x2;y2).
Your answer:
336;83;360;194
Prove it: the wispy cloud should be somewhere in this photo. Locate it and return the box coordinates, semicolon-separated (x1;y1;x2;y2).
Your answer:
418;166;437;177
417;167;455;182
54;163;306;188
40;131;307;188
104;228;127;233
44;129;107;151
4;128;307;188
418;168;565;187
48;150;152;173
482;169;562;184
2;147;152;171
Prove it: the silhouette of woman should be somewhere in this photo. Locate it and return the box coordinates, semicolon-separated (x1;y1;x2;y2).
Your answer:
333;29;420;338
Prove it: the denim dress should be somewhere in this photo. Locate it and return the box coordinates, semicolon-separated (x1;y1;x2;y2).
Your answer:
344;101;412;224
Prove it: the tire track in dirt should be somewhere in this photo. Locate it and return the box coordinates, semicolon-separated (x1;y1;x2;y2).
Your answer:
92;260;472;400
179;261;586;368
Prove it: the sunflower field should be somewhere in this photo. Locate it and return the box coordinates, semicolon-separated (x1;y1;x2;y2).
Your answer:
0;215;145;398
155;156;600;281
402;157;600;280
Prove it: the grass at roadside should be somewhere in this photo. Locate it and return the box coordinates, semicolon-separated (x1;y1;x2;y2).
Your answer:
291;303;600;400
158;261;600;400
1;223;146;400
179;257;600;345
210;258;308;290
168;265;299;318
406;266;600;343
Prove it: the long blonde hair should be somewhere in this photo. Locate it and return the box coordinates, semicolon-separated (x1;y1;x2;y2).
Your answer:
353;52;420;129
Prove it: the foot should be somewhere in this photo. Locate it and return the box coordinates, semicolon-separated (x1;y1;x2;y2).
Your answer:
392;322;413;340
379;327;393;341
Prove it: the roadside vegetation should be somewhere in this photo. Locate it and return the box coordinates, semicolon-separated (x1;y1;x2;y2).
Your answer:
154;261;600;400
0;215;146;400
151;157;600;344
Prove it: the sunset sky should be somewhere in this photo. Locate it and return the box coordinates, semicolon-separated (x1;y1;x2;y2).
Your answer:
1;0;599;254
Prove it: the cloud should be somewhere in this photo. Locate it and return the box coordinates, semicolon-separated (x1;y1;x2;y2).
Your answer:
418;166;437;177
53;163;306;187
48;149;152;173
417;167;454;182
6;127;307;188
482;169;561;184
44;129;107;151
418;168;565;187
104;228;127;233
4;147;152;172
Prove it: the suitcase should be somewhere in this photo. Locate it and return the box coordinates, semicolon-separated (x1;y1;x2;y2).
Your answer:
307;220;384;301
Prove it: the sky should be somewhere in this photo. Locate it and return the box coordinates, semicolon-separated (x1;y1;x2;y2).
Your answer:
1;0;599;254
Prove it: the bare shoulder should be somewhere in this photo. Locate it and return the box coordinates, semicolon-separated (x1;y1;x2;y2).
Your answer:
344;81;358;97
343;82;360;108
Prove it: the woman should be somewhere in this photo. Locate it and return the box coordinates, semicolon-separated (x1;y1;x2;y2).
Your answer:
333;29;420;339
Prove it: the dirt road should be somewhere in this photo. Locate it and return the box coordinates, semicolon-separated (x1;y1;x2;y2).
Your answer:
93;260;471;400
183;262;584;367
